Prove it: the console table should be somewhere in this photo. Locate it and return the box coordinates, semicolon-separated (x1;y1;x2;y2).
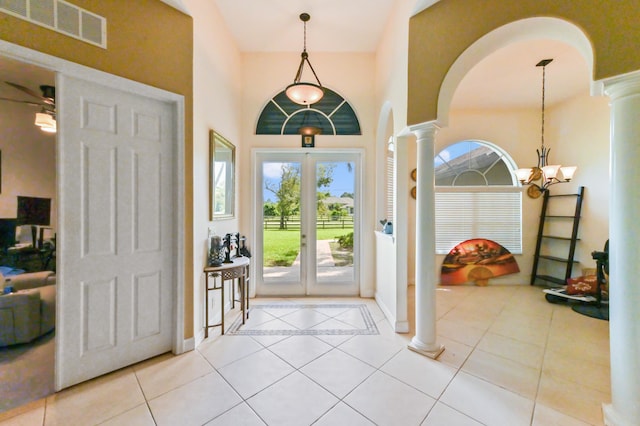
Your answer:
204;257;250;337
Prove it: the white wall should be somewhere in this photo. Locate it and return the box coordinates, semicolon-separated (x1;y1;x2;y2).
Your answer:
0;102;56;230
371;0;416;330
547;93;610;265
185;0;243;341
240;51;377;297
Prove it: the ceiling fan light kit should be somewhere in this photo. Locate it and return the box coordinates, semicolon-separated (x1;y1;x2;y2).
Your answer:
2;82;57;133
285;13;325;105
515;58;576;198
35;111;57;133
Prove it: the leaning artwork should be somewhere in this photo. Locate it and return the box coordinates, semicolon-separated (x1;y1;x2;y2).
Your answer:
440;238;520;286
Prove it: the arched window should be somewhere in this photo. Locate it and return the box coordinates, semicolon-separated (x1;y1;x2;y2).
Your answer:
256;87;361;135
435;140;522;254
435;140;518;186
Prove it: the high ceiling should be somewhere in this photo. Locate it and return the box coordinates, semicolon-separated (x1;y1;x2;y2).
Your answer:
0;1;591;111
212;0;398;53
452;39;591;110
207;0;590;109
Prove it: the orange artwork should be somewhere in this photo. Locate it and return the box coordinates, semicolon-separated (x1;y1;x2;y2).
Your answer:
440;239;519;286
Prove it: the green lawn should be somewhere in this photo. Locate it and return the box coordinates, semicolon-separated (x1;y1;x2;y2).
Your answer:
263;228;353;267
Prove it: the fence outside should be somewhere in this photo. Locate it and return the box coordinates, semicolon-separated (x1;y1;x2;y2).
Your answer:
264;215;354;230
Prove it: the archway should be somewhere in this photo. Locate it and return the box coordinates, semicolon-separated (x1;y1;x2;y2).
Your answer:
409;9;640;424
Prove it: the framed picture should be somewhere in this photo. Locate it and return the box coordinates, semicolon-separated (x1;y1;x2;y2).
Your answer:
301;134;315;148
209;130;236;220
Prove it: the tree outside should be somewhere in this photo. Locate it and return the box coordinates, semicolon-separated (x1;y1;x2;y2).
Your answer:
262;161;355;269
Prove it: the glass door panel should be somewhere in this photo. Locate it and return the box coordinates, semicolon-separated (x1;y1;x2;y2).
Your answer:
255;151;360;296
261;160;303;288
315;160;356;284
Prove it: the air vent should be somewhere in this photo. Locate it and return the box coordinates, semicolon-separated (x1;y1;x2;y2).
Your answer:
0;0;106;48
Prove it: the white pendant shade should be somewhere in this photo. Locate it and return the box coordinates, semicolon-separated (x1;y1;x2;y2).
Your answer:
541;164;560;180
515;168;533;183
560;166;577;181
286;82;324;105
35;112;57;133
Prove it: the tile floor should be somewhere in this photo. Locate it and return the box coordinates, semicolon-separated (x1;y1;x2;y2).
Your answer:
0;285;610;425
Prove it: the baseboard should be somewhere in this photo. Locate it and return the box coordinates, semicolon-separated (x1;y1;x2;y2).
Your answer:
375;292;402;330
602;403;625;426
182;336;195;352
394;320;409;333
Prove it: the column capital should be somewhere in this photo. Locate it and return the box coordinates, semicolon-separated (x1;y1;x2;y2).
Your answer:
601;69;640;101
408;121;440;141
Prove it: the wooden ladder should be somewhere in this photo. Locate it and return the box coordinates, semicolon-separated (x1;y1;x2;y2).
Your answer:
530;186;585;286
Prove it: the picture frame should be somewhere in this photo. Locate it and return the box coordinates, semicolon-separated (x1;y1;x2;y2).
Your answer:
209;130;236;220
301;134;315;148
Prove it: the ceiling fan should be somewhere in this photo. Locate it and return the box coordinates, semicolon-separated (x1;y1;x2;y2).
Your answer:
1;81;55;108
1;81;57;132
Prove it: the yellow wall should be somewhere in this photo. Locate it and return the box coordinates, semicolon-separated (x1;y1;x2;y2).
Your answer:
0;0;195;338
408;0;640;124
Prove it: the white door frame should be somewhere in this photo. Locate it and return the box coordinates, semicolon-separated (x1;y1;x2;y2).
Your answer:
0;40;187;372
252;148;363;297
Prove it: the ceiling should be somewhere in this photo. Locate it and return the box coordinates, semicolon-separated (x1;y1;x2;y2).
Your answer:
212;0;398;53
0;56;55;112
452;39;591;110
209;0;591;109
0;1;591;111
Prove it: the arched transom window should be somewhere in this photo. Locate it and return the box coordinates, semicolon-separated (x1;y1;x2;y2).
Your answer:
256;87;361;135
435;140;517;186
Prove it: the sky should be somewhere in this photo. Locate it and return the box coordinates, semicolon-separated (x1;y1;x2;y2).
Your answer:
263;161;355;202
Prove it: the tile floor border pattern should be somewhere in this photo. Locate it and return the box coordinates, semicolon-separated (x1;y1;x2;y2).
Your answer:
226;304;380;336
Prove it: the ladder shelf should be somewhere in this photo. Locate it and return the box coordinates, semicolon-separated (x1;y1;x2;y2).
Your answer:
530;186;584;286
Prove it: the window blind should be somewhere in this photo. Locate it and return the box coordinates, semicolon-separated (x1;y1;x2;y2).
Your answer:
385;154;394;222
435;191;522;254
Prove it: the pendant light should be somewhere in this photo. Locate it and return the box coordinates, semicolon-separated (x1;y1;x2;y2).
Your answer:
515;58;577;198
34;109;57;133
285;13;324;105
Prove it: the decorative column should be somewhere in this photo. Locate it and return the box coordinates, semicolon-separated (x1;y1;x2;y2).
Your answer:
408;121;444;359
602;71;640;426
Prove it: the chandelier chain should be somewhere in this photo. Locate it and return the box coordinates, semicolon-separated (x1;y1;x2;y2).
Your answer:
303;19;307;52
541;64;546;151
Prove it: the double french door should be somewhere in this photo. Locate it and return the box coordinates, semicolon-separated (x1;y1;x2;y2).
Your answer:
255;150;361;296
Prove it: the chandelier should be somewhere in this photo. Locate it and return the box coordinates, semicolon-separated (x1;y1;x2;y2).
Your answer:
285;13;324;105
515;59;576;198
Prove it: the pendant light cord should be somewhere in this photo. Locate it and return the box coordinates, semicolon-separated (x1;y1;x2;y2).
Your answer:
303;18;307;52
292;13;322;87
541;64;546;152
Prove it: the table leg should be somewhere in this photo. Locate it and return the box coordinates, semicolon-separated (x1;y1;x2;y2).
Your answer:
246;265;250;319
221;278;225;334
205;273;209;338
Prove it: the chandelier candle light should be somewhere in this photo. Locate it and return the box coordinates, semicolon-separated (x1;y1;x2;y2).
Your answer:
285;13;325;105
515;59;577;199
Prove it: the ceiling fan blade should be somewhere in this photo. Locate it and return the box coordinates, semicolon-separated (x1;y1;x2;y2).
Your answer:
0;96;44;107
5;81;55;107
5;81;43;99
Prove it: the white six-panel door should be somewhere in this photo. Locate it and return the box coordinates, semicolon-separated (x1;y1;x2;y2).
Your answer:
56;75;175;389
